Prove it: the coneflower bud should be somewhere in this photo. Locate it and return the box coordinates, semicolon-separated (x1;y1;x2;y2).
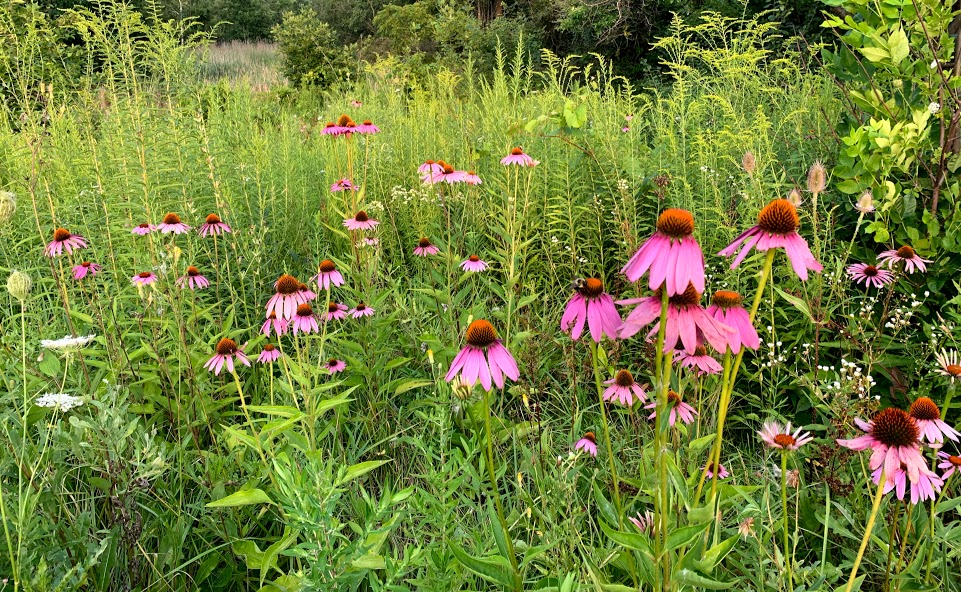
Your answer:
6;270;32;302
786;188;803;207
855;189;875;213
0;191;16;224
741;151;756;176
807;161;827;194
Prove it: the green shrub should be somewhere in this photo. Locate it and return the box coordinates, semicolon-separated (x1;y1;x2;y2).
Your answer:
271;8;352;88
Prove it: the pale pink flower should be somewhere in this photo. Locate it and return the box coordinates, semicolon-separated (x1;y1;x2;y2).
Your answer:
424;163;467;184
257;344;282;364
312;259;345;290
560;277;621;342
45;228;87;257
176;266;210;290
198;214;231;237
131;272;158;286
937;452;961;479
460;255;488;272
674;344;722;375
266;274;307;320
355;119;380;134
500;147;539;167
758;421;814;451
603;369;647;406
418;160;443;175
157;213;191;234
291;304;319;334
621;208;704;297
847;263;895;288
629;511;655;535
343;210;379;231
414;237;440;257
261;312;288;337
718;199;822;280
349;301;375;318
704;462;729;479
574;432;598;457
72;262;101;280
908;397;960;444
323;302;348;321
463;171;482;185
706;291;760;351
330;178;356;192
877;245;931;274
324;358;347;374
203;338;251;375
445;319;520;391
645;391;697;426
131;223;156;235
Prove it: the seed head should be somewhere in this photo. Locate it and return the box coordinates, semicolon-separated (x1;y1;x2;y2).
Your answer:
6;270;32;302
465;319;498;348
807;161;827;194
0;191;16;224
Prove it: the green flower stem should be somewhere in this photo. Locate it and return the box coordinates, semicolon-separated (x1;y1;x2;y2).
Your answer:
481;387;521;590
589;341;623;528
694;350;732;501
923;472;954;584
781;451;792;592
821;483;831;577
230;370;269;469
941;382;955;421
652;288;671;591
844;468;887;592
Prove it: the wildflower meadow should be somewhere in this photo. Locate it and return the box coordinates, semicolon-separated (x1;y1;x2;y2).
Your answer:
2;1;961;590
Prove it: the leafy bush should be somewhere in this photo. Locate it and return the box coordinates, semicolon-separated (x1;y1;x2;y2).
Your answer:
271;8;352;88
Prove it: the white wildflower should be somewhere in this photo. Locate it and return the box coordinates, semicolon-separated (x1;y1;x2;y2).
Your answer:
35;393;84;412
41;334;97;351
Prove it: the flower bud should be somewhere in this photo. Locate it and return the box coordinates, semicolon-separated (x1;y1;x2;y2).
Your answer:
0;191;15;224
855;189;875;213
807;161;827;194
787;188;803;206
6;270;32;302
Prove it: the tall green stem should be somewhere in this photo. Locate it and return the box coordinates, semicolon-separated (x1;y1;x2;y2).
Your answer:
481;388;521;590
781;451;793;592
590;341;623;527
652;289;671;592
941;382;955;421
844;468;887;592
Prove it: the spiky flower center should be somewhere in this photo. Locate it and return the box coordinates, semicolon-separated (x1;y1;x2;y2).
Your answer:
324;122;335;128
948;456;961;467
774;434;796;448
469;255;480;262
863;265;879;277
276;274;299;295
267;311;278;320
205;214;222;224
511;147;523;155
363;119;372;125
356;301;367;310
138;272;152;279
667;390;681;405
137;223;149;229
327;302;340;313
442;164;454;174
578;278;604;298
712;290;743;309
53;228;72;241
337;114;351;126
656;284;701;307
465;319;498;348
81;262;92;268
436;160;448;168
614;369;635;387
656;208;695;238
468;170;477;175
216;338;238;355
263;344;276;352
418;237;432;248
187;266;200;276
871;408;919;448
896;245;916;259
296;304;313;317
694;345;707;356
583;431;596;443
162;213;182;225
319;259;336;272
757;199;799;235
909;397;940;421
346;121;356;128
947;364;961;377
425;160;435;165
354;211;369;222
298;283;309;292
327;358;338;366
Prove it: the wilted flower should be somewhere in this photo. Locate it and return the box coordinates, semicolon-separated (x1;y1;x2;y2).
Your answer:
855;190;875;213
738;517;755;538
786;188;803;207
704;462;729;480
936;350;961;382
742;151;756;176
629;511;655;535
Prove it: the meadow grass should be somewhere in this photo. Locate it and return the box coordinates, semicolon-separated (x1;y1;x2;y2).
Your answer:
1;6;959;591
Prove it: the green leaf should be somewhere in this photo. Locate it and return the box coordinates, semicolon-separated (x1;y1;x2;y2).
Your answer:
593;481;619;526
666;523;708;551
695;535;739;571
259;527;299;586
599;521;654;556
394;379;433;396
774;288;813;322
673;568;734;589
351;554;387;570
246;405;303;418
449;542;516;587
338;460;391;485
887;26;909;64
206;488;274;508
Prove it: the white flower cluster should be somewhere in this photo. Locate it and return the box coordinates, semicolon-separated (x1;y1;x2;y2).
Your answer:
820;358;877;399
761;328;786;368
885;293;923;330
41;334;96;351
35;393;84;412
388;185;432;205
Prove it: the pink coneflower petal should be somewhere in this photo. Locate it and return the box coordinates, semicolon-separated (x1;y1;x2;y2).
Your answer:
937;451;961;479
644;391;697;426
343;210;379;231
704;462;729;479
500;147;539;167
460;255;488;272
621;209;704;297
323;302;348;321
72;262;102;280
261;312;288;336
355;120;379;134
131;223;156;235
198;214;231;237
203;338;251;375
674;345;722;375
846;263;895;288
131;272;158;286
157;213;191;235
908;398;960;444
330;178;356;192
323;359;347;374
312;259;345;290
706;291;760;352
463;171;482;185
257;345;282;364
877;246;932;274
445;320;519;391
414;238;440;257
176;266;210;290
574;433;598;457
417;160;444;175
758;420;814;451
603;370;647;406
45;228;88;257
561;279;621;342
349;302;375;318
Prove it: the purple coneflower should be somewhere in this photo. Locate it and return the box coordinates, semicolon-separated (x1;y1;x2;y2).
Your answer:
203;338;250;375
718;199;822;280
291;304;319;334
313;259;345;290
574;432;598;457
621;208;704;297
321;122;344;136
72;262;101;280
157;212;191;234
847;263;895;289
500;147;539;167
349;301;375;318
645;390;697;426
674;344;722;375
266;274;306;320
460;255;488;272
297;282;316;302
131;271;158;286
330;178;356;192
343;210;379;231
45;228;87;257
704;462;729;479
131;223;155;235
464;171;482;185
198;213;231;237
257;344;282;364
908;397;960;444
418;160;443;175
445;319;520;391
424;163;467;184
937;452;961;479
838;408;943;503
414;237;440;257
560;277;621;342
758;421;814;451
324;302;348;321
323;358;347;374
355;119;379;134
706;291;760;351
877;245;931;274
618;284;738;355
261;311;288;336
176;266;210;290
603;369;647;406
629;511;655;535
621;126;630;133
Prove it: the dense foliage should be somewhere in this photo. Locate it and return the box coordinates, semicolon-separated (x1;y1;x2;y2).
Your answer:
1;1;961;591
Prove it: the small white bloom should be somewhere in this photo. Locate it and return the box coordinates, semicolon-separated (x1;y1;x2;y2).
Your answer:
41;334;96;351
35;393;84;412
929;102;941;114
